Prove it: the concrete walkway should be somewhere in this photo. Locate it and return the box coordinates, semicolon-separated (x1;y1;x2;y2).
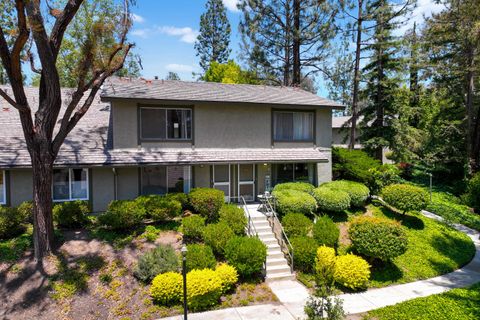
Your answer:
160;210;480;319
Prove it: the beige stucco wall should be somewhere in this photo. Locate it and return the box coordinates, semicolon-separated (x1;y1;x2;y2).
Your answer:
9;169;33;207
116;167;139;200
112;100;138;148
91;167;115;212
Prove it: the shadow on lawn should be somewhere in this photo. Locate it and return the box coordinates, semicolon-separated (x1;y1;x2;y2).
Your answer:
427;233;475;274
369;260;404;285
376;206;425;230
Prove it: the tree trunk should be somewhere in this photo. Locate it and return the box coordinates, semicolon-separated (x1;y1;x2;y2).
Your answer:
349;0;363;150
31;148;55;260
283;0;292;86
292;0;301;86
466;46;476;172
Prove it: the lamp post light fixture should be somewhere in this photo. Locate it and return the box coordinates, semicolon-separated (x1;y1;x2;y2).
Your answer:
428;172;433;202
181;245;188;320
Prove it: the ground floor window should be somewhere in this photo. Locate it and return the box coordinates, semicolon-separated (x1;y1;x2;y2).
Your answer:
0;170;5;205
53;168;89;201
141;166;191;195
272;163;315;185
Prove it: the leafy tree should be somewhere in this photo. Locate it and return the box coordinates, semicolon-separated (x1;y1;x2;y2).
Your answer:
195;0;231;72
203;60;258;84
165;71;180;80
0;0;134;259
238;0;341;86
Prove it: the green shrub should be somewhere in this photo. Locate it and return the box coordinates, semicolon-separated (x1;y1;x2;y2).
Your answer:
332;147;381;184
53;200;90;228
225;236;267;278
136;195;182;221
203;222;235;256
349;216;408;261
465;172;480;212
334;254;370;290
282;213;313;237
181;215;206;242
315;245;336;286
381;184;430;214
150;272;183;305
17;201;33;223
141;225;161;242
186;268;223;311
321;180;370;207
312;187;351;212
368;164;402;195
185;244;216;272
218;204;247;235
134;244;180;283
273;182;315;194
215;263;238;293
165;192;189;209
189;188;225;220
0;207;26;239
291;236;318;272
98;200;146;230
272;189;317;215
312;215;339;247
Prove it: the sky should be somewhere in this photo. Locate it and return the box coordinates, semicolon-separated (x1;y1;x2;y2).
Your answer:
128;0;445;97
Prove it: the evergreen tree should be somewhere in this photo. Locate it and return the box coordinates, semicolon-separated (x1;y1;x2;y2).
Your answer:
359;0;403;160
204;60;259;84
165;72;180;80
195;0;231;72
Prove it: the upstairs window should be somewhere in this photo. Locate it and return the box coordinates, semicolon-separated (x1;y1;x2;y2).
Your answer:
140;107;192;140
0;170;5;205
273;111;314;141
53;168;89;201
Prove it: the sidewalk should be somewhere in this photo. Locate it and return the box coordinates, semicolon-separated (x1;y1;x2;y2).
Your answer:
160;210;480;319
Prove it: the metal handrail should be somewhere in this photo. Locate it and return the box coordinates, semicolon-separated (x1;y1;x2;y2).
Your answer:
238;195;258;237
264;196;294;273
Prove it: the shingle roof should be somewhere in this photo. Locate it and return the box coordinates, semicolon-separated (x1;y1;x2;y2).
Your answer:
101;77;344;108
0;85;330;168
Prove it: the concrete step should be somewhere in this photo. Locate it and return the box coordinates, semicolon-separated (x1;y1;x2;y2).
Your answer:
267;250;285;259
257;231;273;237
266;272;296;282
266;243;280;250
255;224;272;231
266;264;292;274
261;238;279;246
252;219;269;226
266;257;288;267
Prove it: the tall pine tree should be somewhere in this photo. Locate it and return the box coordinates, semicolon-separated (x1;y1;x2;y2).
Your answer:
195;0;231;72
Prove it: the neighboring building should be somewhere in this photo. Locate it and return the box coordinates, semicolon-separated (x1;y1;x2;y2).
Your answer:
0;78;343;212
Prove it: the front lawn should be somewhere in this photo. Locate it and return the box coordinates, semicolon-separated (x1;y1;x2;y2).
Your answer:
368;202;475;287
363;282;480;320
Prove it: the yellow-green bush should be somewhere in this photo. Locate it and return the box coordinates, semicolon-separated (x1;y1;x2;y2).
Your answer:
215;263;238;293
312;187;351;212
334;254;370;290
315;246;336;286
149;272;183;305
186;268;223;311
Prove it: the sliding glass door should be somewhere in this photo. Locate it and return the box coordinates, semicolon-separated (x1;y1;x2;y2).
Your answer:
238;164;255;202
213;164;231;202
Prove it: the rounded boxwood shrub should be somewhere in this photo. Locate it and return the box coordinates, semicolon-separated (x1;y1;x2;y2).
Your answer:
273;182;315;194
165;192;189;209
218;204;247;235
185;244;216;272
181;215;206;242
17;201;33;223
134;244;180;283
272;189;317;216
0;206;26;239
98;200;146;230
290;236;318;272
136;195;182;221
215;263;239;293
381;184;430;214
315;245;336;286
312;215;339;247
349;216;408;261
53;200;90;229
203;222;235;256
189;188;225;220
312;187;351;212
186;268;223;311
322;180;370;207
225;236;267;278
334;254;370;290
465;172;480;212
150;272;183;305
282;213;313;238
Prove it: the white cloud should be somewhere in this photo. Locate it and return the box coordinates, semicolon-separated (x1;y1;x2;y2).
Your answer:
131;28;149;38
165;64;197;73
158;26;199;43
395;0;445;35
223;0;240;12
131;13;145;23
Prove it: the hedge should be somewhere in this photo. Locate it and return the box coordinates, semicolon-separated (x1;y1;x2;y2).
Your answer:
312;215;339;247
225;236;267;278
273;182;315;194
272;189;317;216
381;184;430;214
189;188;225;221
321;180;370;207
282;213;313;238
218;204;247;235
312;187;351;212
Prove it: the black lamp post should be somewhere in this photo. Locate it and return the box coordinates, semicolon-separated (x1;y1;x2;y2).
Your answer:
428;173;432;202
181;245;188;320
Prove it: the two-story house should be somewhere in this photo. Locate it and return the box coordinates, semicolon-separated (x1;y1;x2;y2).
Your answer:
0;78;342;212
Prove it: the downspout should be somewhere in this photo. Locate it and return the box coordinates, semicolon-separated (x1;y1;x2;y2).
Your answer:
112;167;118;200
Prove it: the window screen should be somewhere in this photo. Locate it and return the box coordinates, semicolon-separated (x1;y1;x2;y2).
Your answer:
273;111;314;141
140;107;192;140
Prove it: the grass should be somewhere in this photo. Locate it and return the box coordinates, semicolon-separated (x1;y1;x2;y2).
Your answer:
0;227;33;262
364;282;480;320
368;202;475;287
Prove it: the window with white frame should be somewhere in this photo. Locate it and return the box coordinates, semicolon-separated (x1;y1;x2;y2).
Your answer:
140;107;192;140
53;168;89;201
0;170;5;205
273;111;314;141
